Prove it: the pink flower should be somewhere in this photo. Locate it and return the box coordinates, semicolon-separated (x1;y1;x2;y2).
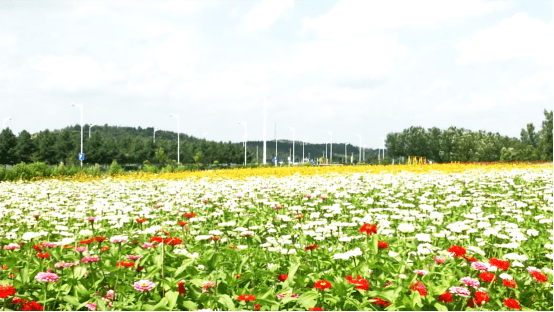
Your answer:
202;281;216;293
54;261;79;268
527;267;540;274
133;280;155;292
461;277;480;288
413;270;428;276
75;246;87;253
434;256;445;264
142;242;154;249
86;217;97;222
42;243;59;248
3;244;20;250
35;272;60;283
86;302;97;311
81;257;100;263
127;255;143;260
110;236;129;243
471;262;490;272
104;290;116;301
449;286;471;297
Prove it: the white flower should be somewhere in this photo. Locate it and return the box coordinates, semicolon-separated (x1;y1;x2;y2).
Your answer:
499;273;513;280
415;233;431;242
22;232;42;241
397;223;415;233
79;229;93;237
545;244;553;250
399;274;407;279
388;250;399;258
197;265;205;270
527;229;539;236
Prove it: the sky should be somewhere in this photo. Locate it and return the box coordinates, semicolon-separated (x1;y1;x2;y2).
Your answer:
0;0;552;148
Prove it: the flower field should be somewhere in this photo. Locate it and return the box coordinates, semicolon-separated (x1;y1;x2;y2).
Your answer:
1;163;553;311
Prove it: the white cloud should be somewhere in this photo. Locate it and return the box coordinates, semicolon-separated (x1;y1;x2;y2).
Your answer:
28;55;125;93
302;0;511;38
240;0;294;33
286;33;407;80
456;13;554;66
298;85;380;104
422;79;451;95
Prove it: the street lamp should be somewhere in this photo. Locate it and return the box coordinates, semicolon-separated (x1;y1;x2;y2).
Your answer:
302;140;305;163
169;113;180;164
325;131;332;163
379;137;386;161
89;124;96;138
239;122;247;165
355;134;361;163
71;103;84;167
2;117;12;130
287;127;294;164
275;138;281;166
153;128;160;143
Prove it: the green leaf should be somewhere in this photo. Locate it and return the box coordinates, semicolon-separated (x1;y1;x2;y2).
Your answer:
153;297;169;311
297;291;318;309
371;234;378;254
434;303;448;311
21;265;29;283
218;294;236;311
283;262;300;289
62;295;80;307
182;300;198;311
174;259;192;277
166;291;179;311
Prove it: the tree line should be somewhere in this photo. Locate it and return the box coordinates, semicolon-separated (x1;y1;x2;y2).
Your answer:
385;110;553;162
0;125;252;167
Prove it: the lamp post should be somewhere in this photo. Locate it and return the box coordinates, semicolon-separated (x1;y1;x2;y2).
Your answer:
302;141;305;163
379;137;386;161
287;127;294;164
239;122;247;165
169;113;180;164
345;143;347;163
355;134;361;163
2;117;11;130
153;128;160;143
71;103;84;167
275;138;281;166
89;124;96;138
325;131;332;163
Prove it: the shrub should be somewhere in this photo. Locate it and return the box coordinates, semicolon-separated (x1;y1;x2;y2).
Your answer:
108;160;124;175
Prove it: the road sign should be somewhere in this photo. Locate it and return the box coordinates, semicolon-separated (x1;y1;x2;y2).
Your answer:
273;156;277;161
79;153;85;161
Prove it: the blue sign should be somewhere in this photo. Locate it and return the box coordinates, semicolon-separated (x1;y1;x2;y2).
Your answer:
79;153;85;161
273;156;277;161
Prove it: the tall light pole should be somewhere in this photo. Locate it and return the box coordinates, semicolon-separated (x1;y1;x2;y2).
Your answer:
345;143;347;163
355;134;361;163
153;128;160;143
239;122;247;165
71;103;84;167
263;88;267;165
169;113;180;164
2;117;11;130
325;131;332;163
379;137;386;161
203;132;209;140
287;127;294;164
89;124;96;138
302;141;305;163
275;138;281;166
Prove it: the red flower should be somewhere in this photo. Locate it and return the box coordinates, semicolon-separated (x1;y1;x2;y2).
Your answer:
438;292;452;303
11;297;22;304
277;274;288;282
100;246;109;253
345;275;369;291
502;279;517;288
479;272;497;283
489;258;510;271
254;304;261;311
36;252;50;259
183;212;196;219
474;292;489;306
0;284;16;298
371;297;391;307
136;266;144;272
314;280;332;291
463;256;477;262
531;271;548;283
150;236;163;244
33;244;42;252
163;237;183;245
136;217;148;223
94;237;106;243
308;308;324;311
116;261;135;268
503;299;521;310
237;294;256;302
79;238;94;245
178;221;188;227
447;246;466;257
359;223;377;235
235;274;242;279
178;281;186;295
21;300;43;311
409;281;427;297
378;241;388;249
304;244;318;251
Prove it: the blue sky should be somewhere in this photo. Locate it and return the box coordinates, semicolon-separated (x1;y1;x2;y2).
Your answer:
0;0;552;148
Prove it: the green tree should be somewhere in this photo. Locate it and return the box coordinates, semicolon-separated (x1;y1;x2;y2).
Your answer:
37;130;58;165
0;128;18;165
538;110;553;161
14;130;37;164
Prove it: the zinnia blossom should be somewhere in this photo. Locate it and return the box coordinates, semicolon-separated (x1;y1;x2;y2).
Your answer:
531;271;548;283
86;302;97;311
434;256;445;264
378;241;388;249
36;252;50;259
503;298;521;310
345;275;369;290
467;292;489;308
142;242;154;249
471;261;490;271
133;280;155;292
237;294;256;302
21;300;43;311
4;244;20;250
371;297;391;307
81;257;100;263
438;292;452;303
35;272;59;283
410;281;427;297
413;270;428;276
178;280;186;295
489;258;510;271
116;261;135;268
449;286;471;297
359;223;377;235
202;281;216;293
277;274;288;282
479;272;497;283
502;279;517;288
0;284;16;298
447;245;466;257
308;308;324;311
314;280;332;291
127;255;143;260
460;277;480;288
